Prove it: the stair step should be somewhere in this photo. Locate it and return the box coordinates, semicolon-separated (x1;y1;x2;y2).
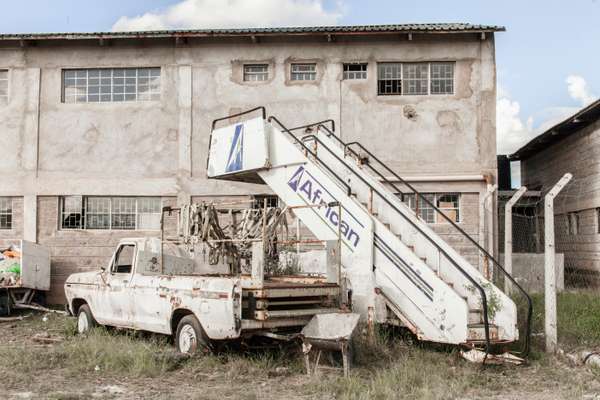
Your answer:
468;308;483;324
467;323;499;342
407;245;414;251
419;256;427;262
384;223;391;230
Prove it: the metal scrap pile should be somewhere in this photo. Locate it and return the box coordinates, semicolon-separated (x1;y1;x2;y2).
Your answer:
177;201;288;274
0;246;21;287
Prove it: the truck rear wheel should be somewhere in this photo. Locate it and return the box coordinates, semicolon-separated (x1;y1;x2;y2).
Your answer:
77;304;97;334
175;315;209;355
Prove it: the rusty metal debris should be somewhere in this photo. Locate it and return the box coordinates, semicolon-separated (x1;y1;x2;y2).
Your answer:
460;349;524;365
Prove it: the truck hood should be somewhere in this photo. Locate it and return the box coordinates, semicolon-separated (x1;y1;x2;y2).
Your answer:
65;271;101;285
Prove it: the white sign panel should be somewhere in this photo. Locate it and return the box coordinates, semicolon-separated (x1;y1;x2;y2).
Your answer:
207;116;269;178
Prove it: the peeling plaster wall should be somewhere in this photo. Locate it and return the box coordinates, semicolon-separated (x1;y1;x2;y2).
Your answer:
0;34;498;302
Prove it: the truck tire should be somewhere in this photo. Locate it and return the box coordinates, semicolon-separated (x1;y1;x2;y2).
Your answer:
175;315;209;355
77;304;97;334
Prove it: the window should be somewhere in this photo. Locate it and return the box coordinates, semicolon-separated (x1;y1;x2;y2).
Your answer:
430;62;454;94
243;64;269;81
291;63;317;81
402;63;429;95
60;196;162;230
62;67;161;103
568;212;579;235
401;193;460;223
377;62;455;96
0;197;12;230
112;244;135;274
378;63;402;95
343;63;367;80
0;70;7;104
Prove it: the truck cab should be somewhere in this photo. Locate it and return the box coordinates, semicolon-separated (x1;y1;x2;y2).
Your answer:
65;237;341;354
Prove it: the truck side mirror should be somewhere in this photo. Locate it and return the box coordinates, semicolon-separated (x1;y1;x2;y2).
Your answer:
100;266;106;272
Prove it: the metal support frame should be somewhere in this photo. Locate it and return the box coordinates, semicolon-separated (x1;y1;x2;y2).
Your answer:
504;187;527;295
544;173;573;353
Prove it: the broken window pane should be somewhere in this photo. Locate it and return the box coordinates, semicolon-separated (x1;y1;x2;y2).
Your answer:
0;197;12;229
436;193;460;223
343;63;367;80
61;196;84;229
377;63;402;95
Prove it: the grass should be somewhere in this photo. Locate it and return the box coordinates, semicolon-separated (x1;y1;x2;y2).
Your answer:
4;302;600;399
528;291;600;351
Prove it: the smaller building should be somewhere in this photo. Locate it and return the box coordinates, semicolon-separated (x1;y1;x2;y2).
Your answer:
510;99;600;287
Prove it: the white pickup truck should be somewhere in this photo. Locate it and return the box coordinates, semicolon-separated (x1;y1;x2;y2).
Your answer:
65;237;341;354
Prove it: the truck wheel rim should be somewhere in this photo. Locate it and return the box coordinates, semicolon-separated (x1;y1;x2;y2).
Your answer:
179;324;196;353
78;312;89;333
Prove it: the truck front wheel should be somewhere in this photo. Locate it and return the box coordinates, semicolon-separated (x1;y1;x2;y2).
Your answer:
175;315;209;355
77;304;97;334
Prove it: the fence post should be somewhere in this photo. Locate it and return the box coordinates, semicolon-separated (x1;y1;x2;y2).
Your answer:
479;184;497;279
544;173;573;353
504;186;527;295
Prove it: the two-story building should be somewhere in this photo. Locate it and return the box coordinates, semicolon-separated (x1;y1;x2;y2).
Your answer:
0;23;503;303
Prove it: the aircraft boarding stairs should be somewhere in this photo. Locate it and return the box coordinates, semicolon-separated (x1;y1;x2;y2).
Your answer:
207;107;532;354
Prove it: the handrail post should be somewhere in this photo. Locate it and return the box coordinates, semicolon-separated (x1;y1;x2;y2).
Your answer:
544;173;572;353
504;186;527;295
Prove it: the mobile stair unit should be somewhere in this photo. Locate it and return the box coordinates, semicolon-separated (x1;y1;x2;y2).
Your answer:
206;107;532;354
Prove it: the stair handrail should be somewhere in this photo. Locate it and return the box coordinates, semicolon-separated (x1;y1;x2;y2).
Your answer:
288;119;336;133
267;116;352;197
297;132;492;357
316;124;532;357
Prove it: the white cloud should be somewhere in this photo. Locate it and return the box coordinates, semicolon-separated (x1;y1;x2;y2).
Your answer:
566;75;597;106
112;0;345;31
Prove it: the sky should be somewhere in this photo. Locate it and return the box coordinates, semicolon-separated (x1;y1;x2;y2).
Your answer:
1;0;598;172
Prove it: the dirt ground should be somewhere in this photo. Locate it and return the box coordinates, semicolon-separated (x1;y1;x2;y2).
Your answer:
1;312;600;400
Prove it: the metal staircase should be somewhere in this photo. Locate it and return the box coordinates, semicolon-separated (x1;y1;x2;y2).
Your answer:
207;107;532;356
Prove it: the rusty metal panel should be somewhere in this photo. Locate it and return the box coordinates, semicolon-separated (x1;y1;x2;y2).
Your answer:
20;240;51;290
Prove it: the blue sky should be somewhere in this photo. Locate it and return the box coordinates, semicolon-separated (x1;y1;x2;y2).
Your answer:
1;0;598;157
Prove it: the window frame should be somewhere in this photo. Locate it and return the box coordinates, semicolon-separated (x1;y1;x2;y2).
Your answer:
0;69;8;105
290;63;317;81
0;197;13;230
377;61;455;96
61;67;161;104
243;64;269;82
401;193;461;224
343;63;368;80
59;196;162;231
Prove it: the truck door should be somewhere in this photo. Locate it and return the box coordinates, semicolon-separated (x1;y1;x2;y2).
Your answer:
104;243;136;327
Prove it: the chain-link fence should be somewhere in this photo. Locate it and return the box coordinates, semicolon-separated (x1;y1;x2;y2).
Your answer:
500;175;600;351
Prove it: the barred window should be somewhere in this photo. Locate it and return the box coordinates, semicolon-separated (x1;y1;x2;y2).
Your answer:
62;67;161;103
402;63;429;95
430;62;454;94
343;63;367;80
243;64;269;81
291;63;317;81
0;197;12;230
0;70;7;105
377;63;402;95
60;196;162;230
401;193;460;223
377;62;455;96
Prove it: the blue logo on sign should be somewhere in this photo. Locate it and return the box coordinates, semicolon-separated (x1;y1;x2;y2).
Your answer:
288;165;362;249
225;124;244;173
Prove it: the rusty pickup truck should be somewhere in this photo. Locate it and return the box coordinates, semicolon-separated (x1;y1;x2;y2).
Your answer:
64;237;341;354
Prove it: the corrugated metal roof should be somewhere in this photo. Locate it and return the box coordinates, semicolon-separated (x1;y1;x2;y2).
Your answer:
509;99;600;160
0;23;504;40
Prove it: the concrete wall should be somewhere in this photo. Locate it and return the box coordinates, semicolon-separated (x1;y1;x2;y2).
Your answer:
0;33;498;302
521;119;600;285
